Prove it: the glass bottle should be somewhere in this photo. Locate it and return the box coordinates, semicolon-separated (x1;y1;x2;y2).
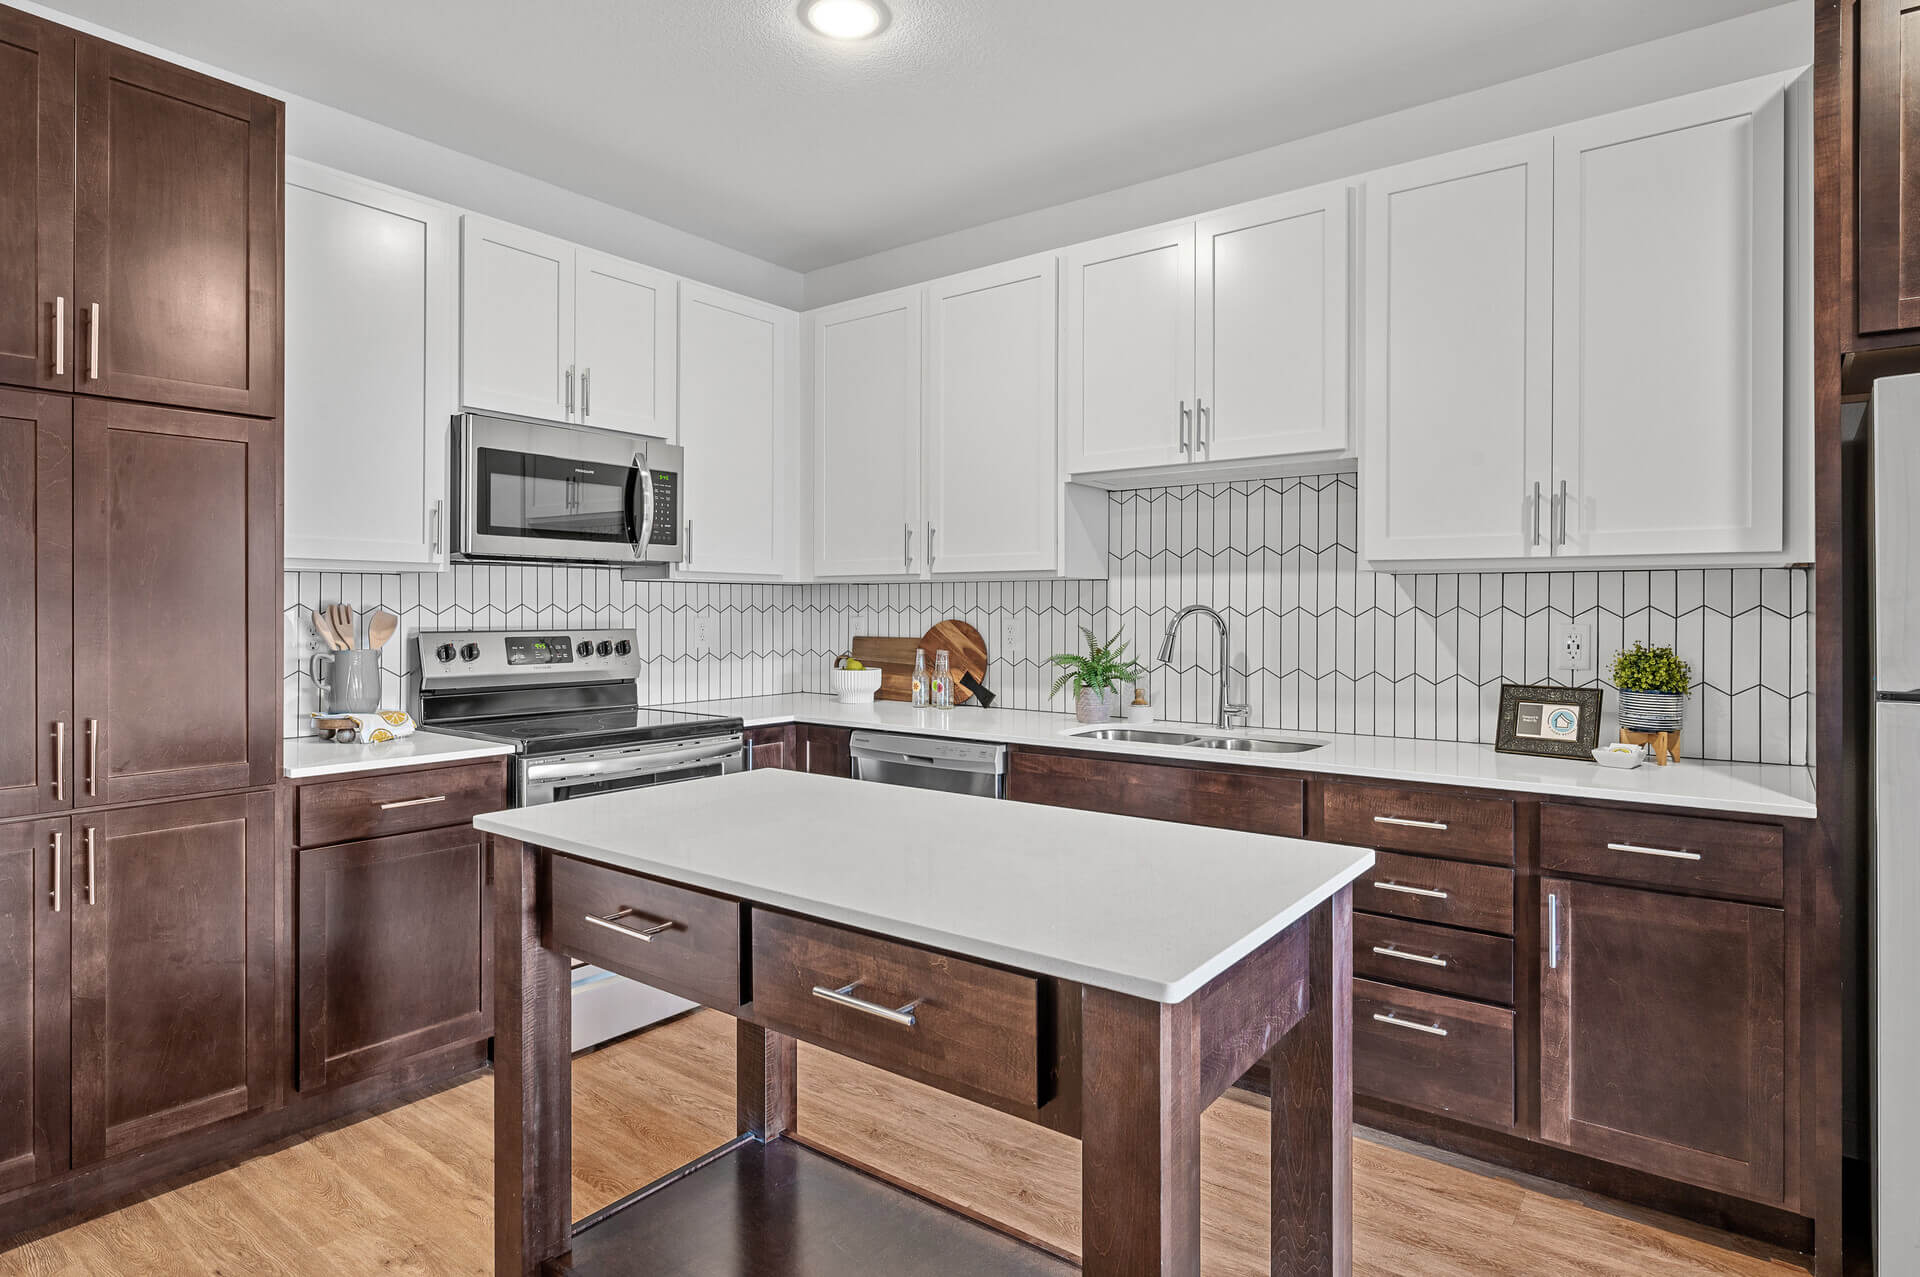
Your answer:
933;650;952;710
911;649;929;708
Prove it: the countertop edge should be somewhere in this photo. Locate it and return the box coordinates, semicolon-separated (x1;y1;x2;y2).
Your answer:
282;733;516;779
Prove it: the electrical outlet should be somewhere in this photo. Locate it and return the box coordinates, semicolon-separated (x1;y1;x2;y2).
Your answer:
692;615;712;657
1556;621;1593;672
1002;618;1021;659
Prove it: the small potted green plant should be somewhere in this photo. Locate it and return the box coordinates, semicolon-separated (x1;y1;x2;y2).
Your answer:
1049;627;1145;724
1611;642;1692;733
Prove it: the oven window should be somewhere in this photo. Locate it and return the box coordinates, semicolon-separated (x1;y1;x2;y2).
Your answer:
476;447;632;543
551;763;726;802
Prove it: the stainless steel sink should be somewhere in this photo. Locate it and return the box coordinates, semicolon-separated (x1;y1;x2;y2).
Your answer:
1194;736;1326;754
1072;728;1206;745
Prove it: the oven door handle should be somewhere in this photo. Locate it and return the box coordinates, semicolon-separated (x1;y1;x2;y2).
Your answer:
523;738;742;784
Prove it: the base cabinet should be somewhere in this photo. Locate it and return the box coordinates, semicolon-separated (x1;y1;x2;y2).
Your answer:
745;725;796;771
800;725;851;777
0;816;69;1194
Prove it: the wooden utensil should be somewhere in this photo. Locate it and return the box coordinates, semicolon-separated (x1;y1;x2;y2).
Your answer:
312;608;346;651
367;610;398;651
849;636;926;702
919;620;988;705
331;604;355;648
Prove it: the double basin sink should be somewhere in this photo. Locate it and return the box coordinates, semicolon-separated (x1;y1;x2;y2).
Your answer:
1068;726;1326;755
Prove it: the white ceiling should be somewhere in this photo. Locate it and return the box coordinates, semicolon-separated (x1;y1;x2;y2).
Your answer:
53;0;1782;272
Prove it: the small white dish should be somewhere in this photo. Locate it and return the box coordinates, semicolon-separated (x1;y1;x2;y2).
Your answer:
830;666;883;704
1592;743;1647;770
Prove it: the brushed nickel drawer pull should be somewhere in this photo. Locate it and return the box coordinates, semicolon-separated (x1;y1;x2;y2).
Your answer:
51;721;65;800
378;794;447;810
1372;944;1449;969
85;719;98;796
585;906;676;942
53;296;64;375
87;302;99;380
1372;880;1448;900
1605;841;1701;861
83;826;96;905
811;981;920;1028
49;830;61;913
1372;1011;1447;1037
1374;815;1448;831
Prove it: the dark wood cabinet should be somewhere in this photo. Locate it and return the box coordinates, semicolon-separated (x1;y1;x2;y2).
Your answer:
0;815;70;1194
1539;877;1785;1203
71;398;277;806
1008;747;1305;836
0;9;74;393
0;390;71;821
70;791;276;1166
73;38;281;416
1859;0;1920;335
800;724;852;777
745;724;797;770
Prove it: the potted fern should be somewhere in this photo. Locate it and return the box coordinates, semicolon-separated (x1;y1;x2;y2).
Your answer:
1611;642;1692;733
1049;627;1145;724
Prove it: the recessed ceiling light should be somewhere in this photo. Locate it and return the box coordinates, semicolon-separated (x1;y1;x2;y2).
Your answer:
800;0;889;40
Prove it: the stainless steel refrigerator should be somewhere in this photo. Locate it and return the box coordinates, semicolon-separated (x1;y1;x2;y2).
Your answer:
1872;372;1920;1272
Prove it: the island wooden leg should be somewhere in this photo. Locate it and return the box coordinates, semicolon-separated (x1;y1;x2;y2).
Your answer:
1080;988;1201;1276
737;1021;796;1141
1268;888;1354;1276
493;836;573;1277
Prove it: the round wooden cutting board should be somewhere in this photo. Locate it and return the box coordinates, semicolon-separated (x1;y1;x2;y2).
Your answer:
919;620;988;704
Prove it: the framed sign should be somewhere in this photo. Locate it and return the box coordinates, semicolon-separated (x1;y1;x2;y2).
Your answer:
1495;684;1603;759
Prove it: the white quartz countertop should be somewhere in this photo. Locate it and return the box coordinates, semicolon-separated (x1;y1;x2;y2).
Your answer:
476;769;1372;1004
660;694;1818;820
283;730;514;779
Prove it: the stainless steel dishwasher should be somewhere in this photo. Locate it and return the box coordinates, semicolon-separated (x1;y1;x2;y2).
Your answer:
848;731;1007;798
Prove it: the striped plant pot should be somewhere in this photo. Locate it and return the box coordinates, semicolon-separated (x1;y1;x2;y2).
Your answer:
1618;689;1687;733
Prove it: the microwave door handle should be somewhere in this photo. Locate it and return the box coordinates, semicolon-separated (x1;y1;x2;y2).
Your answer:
624;458;648;555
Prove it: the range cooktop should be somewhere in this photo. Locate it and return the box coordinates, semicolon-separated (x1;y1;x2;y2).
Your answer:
429;706;744;757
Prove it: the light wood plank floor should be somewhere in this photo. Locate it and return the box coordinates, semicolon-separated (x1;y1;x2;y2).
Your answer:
0;1010;1809;1275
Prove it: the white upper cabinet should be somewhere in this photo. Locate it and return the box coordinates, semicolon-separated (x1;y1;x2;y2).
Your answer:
1196;184;1352;462
285;161;457;570
460;216;574;422
676;282;791;578
575;249;677;438
926;255;1061;575
1362;136;1555;562
1552;77;1785;557
1064;223;1195;472
814;288;924;578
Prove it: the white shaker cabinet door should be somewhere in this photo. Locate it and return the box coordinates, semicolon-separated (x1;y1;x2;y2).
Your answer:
925;255;1061;576
575;248;677;439
813;289;923;578
1552;76;1785;557
1196;183;1352;463
284;161;456;569
676;282;790;577
459;216;574;421
1362;135;1554;562
1063;222;1195;473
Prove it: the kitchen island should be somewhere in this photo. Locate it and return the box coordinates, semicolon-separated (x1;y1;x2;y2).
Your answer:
478;768;1374;1275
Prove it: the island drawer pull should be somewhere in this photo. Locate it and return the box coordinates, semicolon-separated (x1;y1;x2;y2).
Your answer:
811;981;920;1028
1372;944;1448;969
1374;815;1448;831
1605;841;1701;861
378;794;447;810
1372;1011;1448;1037
585;907;677;942
1372;880;1448;900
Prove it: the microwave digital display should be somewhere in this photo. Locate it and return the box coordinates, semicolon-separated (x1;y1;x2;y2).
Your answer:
648;471;679;545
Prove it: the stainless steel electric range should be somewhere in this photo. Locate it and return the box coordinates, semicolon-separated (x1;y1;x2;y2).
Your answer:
414;626;744;1048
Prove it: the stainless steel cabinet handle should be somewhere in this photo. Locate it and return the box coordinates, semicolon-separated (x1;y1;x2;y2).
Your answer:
84;719;98;796
49;830;61;913
1178;400;1192;453
928;524;936;569
1196;397;1210;455
87;303;99;380
83;826;96;905
1372;944;1449;969
1556;479;1569;546
51;722;65;800
811;980;920;1028
582;367;591;419
1373;815;1448;831
430;499;443;556
903;523;913;571
565;365;576;417
1548;891;1560;969
1372;1011;1447;1037
1605;841;1702;861
53;296;64;376
1532;481;1542;546
585;906;676;942
805;738;813;771
378;794;446;810
1372;880;1448;900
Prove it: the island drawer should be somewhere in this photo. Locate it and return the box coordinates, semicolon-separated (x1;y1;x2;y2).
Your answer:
1009;748;1305;837
748;909;1044;1109
1354;979;1515;1129
1321;780;1514;865
295;760;506;848
1356;852;1514;934
1353;914;1514;1005
546;855;743;1011
1539;804;1784;903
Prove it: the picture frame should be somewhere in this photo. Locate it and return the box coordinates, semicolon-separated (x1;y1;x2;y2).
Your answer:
1494;683;1604;759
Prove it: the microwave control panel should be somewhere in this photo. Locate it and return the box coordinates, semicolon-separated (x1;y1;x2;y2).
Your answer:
647;470;679;546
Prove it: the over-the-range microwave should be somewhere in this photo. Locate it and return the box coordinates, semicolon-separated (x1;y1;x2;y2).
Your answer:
451;411;683;568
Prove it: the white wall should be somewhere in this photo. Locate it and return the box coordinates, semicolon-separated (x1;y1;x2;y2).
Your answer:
802;2;1811;307
16;1;807;310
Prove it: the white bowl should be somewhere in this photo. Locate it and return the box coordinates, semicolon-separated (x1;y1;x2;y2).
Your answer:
1591;744;1646;770
830;667;883;703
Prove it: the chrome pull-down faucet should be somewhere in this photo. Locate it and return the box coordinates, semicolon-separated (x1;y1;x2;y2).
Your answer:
1158;605;1250;730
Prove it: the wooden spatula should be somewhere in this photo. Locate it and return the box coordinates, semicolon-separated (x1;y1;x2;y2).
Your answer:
331;604;355;648
312;608;346;651
367;610;398;651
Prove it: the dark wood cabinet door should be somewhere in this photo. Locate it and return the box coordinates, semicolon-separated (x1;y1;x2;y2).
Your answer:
0;816;72;1194
71;791;275;1166
297;826;492;1091
801;725;851;777
1007;747;1305;836
0;390;72;820
1860;0;1920;333
72;398;277;806
1539;878;1785;1203
73;37;280;415
0;10;74;392
745;725;797;771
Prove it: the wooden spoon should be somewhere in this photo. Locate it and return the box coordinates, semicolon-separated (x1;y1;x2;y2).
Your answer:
312;608;345;651
331;604;355;649
367;610;398;651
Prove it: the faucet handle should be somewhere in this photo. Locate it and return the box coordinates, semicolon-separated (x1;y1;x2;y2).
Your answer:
1224;704;1252;730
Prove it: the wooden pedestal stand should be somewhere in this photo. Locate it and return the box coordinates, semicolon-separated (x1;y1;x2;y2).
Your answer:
1619;727;1682;765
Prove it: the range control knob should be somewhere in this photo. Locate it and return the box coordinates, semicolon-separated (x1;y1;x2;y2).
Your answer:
596;640;614;657
576;640;593;658
434;643;456;664
612;639;632;657
459;643;481;662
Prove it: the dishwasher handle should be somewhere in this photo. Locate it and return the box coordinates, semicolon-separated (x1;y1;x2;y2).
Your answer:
848;732;1007;776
